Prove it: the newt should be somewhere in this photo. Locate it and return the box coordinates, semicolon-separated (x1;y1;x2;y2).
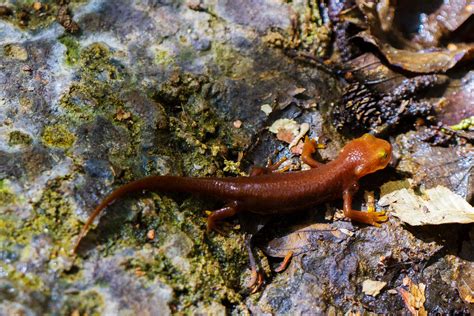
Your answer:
72;133;391;288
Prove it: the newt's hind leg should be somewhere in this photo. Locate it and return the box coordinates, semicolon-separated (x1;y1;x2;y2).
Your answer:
301;136;326;168
206;201;240;233
245;234;264;293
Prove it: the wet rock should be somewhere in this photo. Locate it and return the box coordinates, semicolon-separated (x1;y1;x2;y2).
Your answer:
1;0;471;314
251;219;468;313
215;0;292;33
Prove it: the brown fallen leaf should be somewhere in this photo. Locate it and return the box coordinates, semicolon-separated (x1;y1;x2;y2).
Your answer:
355;0;474;73
437;71;474;126
259;222;352;258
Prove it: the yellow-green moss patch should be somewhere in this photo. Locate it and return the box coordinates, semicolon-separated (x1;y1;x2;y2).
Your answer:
41;124;76;149
0;180;16;206
3;43;28;60
59;34;81;65
8;130;33;146
61;290;104;316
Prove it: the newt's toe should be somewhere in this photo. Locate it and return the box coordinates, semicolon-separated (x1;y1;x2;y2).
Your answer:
370;210;388;226
248;269;264;294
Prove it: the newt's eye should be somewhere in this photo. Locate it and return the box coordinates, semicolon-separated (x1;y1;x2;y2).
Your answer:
379;150;388;160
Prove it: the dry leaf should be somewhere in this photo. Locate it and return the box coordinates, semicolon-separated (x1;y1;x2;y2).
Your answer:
261;104;273;115
288;122;309;149
398;278;427;316
269;119;311;153
260;223;351;258
362;279;386;297
456;258;474;304
437;71;474;126
357;32;474;73
379;186;474;225
269;118;301;144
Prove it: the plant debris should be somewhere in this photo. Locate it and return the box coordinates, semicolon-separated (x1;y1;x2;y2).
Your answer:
333;53;448;134
261;104;273;116
258;222;352;258
379;186;474;225
57;4;79;34
362;279;386;297
268;119;311;153
399;277;427;316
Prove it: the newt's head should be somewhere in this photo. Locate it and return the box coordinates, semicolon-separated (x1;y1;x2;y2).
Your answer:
340;133;392;179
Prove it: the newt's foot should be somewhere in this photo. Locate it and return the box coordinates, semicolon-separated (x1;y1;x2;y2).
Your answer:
248;268;264;294
363;191;388;226
274;251;293;273
367;209;388;227
365;191;388;226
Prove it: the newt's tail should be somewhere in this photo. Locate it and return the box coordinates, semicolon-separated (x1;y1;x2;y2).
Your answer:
71;175;234;254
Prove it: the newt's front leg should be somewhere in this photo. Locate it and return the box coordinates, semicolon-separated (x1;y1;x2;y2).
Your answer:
342;189;388;226
301;136;325;168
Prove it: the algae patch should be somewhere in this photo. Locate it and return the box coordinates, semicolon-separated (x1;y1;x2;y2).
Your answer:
3;43;28;61
0;179;16;206
59;34;81;65
8;130;32;146
61;290;104;316
212;42;254;78
41;124;76;149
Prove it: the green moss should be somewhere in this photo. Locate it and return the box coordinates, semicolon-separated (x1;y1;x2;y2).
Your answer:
8;130;32;146
0;177;81;296
41;124;76;149
59;34;81;65
30;182;80;248
155;49;174;66
451;116;474;131
3;43;28;60
79;43;121;81
0;178;77;252
177;45;197;64
1;262;47;292
61;290;104;316
212;42;253;78
0;180;16;206
222;158;245;176
56;41;145;185
120;198;246;310
59;42;127;123
58;83;97;122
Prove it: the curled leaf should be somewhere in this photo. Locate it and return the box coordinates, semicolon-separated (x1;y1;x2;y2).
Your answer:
260;223;352;258
355;0;474;73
